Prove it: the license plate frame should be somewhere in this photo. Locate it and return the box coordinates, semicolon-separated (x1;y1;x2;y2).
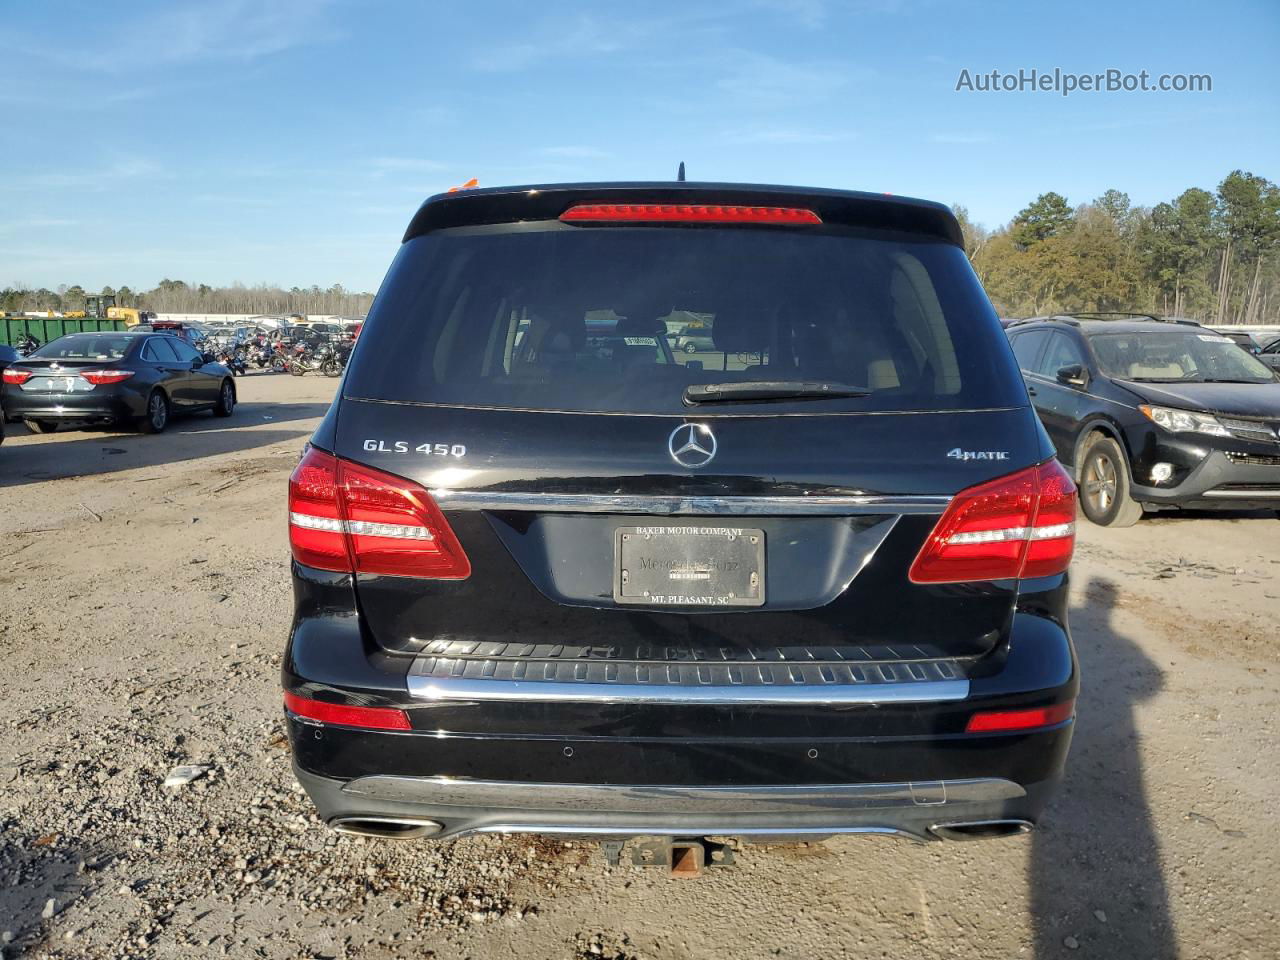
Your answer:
613;525;765;607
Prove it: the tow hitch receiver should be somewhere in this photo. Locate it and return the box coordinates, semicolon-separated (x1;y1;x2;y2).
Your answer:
599;838;735;876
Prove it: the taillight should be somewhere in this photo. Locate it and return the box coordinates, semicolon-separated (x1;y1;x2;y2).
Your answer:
80;369;135;385
559;203;822;225
2;368;33;385
909;460;1076;584
283;691;411;731
287;447;471;579
966;699;1075;733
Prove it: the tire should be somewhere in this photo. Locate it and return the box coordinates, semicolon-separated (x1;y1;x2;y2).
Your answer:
289;362;306;377
24;419;59;434
683;342;698;354
322;358;343;378
140;390;169;434
214;379;235;417
271;358;287;373
1078;435;1143;527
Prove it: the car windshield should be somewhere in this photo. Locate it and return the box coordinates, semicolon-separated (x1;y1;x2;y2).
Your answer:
1089;330;1276;383
345;224;1025;415
31;334;133;360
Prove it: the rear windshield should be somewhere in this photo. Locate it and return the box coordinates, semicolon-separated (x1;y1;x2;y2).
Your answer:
1090;330;1276;383
345;223;1025;414
31;334;134;360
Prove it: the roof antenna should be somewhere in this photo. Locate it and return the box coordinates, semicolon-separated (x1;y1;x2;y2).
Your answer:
677;161;686;182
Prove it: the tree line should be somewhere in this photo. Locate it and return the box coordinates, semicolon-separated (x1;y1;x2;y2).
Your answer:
5;168;1278;325
957;169;1280;323
0;280;374;318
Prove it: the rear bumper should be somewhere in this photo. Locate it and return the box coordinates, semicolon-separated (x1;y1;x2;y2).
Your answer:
293;764;1058;842
284;569;1078;840
1;388;140;422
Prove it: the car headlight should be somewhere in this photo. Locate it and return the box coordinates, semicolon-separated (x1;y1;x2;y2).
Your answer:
1139;404;1231;437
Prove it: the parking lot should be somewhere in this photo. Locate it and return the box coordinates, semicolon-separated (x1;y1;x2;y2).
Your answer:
1;371;1277;960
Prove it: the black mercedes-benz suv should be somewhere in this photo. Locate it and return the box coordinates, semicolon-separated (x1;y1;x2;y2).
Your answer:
284;182;1079;846
1007;314;1280;526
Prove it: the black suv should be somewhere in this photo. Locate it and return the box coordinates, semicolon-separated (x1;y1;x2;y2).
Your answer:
1007;314;1280;526
284;182;1079;846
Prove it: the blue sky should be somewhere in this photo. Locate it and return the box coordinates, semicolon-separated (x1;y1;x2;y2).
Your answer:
2;0;1277;292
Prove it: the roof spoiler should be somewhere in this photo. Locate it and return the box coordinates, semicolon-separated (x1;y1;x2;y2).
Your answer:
403;182;963;246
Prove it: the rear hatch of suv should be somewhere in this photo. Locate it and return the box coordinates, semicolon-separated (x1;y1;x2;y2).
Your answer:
305;184;1057;694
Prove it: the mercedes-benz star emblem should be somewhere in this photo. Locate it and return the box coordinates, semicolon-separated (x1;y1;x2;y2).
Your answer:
668;423;717;468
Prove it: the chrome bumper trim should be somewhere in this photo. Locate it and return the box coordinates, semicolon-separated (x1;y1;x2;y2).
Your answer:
427;490;951;516
406;673;969;705
340;776;1025;812
1202;488;1280;499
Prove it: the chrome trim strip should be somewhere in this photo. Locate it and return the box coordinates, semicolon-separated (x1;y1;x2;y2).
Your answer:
468;823;929;842
340;776;1026;811
427;490;951;516
406;674;969;705
1202;489;1280;499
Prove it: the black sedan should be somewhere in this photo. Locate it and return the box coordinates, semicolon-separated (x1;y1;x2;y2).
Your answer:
1;331;236;434
0;342;18;446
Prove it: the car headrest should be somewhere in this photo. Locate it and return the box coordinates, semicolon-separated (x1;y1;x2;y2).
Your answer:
712;310;773;354
530;314;585;355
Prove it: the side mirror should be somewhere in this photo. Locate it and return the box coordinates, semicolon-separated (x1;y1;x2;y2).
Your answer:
1056;363;1087;387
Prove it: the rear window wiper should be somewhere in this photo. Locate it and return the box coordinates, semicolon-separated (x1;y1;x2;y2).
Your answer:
683;380;871;405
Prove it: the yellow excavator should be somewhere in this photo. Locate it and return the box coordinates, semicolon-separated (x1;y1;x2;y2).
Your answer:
64;293;148;325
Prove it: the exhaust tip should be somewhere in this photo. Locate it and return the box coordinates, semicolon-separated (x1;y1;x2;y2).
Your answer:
929;819;1032;841
331;816;443;840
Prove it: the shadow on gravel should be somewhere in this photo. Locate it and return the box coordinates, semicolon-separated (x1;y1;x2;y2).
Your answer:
0;401;328;489
1031;577;1177;958
0;823;102;953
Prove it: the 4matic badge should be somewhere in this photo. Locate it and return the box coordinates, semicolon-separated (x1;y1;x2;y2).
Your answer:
946;447;1009;461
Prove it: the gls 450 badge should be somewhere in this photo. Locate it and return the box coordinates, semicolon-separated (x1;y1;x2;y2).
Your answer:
946;447;1009;462
362;439;466;458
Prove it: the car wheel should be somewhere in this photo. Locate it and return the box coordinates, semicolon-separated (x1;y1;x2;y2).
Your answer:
214;379;235;417
141;390;170;434
1078;435;1143;527
322;358;343;378
684;342;698;354
24;419;59;434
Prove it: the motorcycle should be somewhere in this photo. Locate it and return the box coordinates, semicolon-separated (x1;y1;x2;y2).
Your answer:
215;346;248;376
288;340;345;378
16;333;41;357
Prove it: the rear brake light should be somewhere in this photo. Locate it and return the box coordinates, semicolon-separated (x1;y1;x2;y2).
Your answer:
287;447;471;579
2;368;33;385
80;369;135;385
283;691;411;731
966;700;1075;733
559;203;822;225
909;460;1076;584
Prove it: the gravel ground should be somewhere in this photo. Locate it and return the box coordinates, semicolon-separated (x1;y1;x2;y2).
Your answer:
1;372;1277;959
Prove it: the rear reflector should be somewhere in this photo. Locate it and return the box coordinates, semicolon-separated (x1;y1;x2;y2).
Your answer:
283;691;411;731
2;368;32;385
966;700;1075;733
287;447;471;579
80;369;135;385
559;203;822;225
909;460;1077;584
